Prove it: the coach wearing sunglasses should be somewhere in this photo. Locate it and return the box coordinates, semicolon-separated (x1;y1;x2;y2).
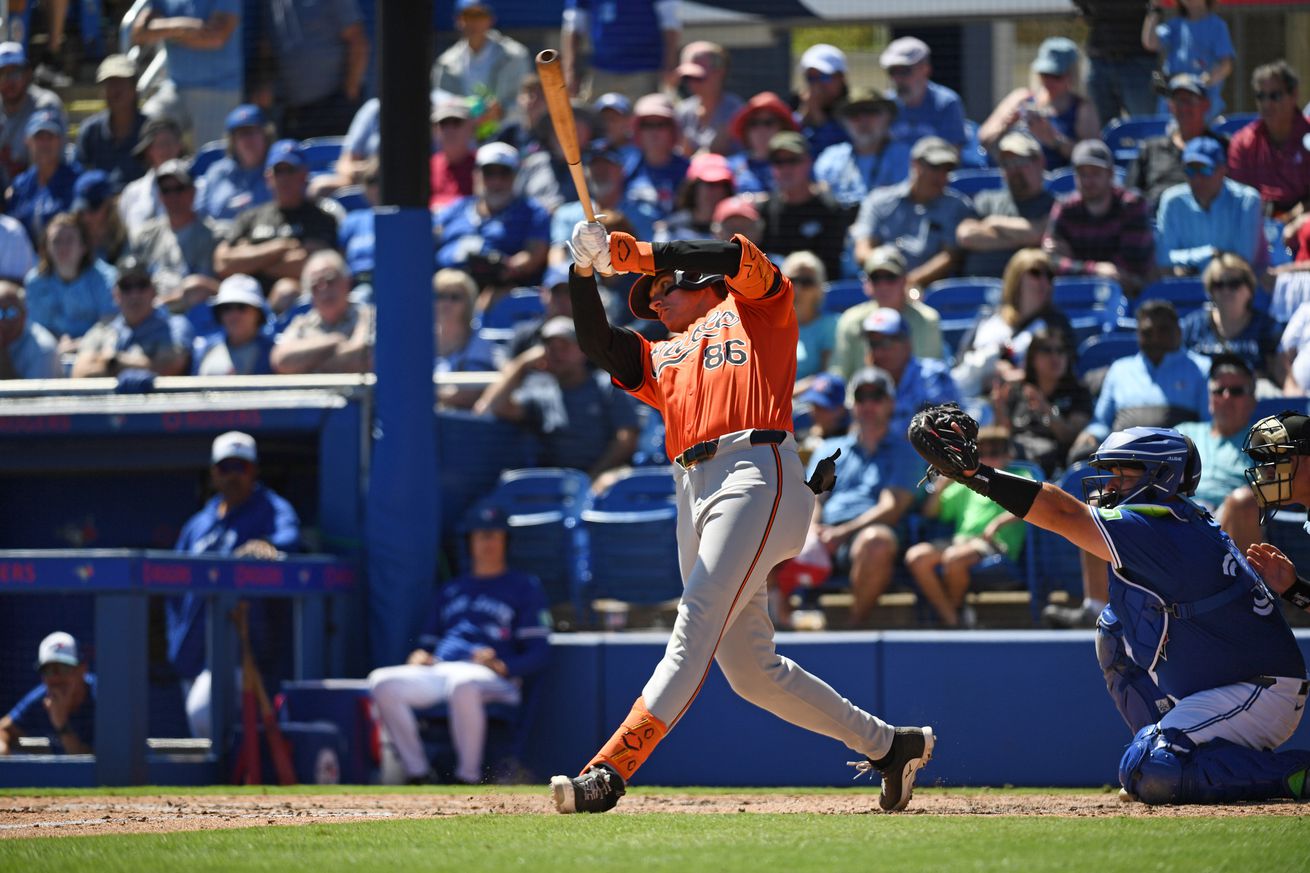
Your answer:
1156;137;1263;276
70;256;193;377
1228;59;1310;221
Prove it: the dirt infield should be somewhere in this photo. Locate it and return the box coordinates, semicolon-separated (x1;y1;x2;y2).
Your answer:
1;790;1304;838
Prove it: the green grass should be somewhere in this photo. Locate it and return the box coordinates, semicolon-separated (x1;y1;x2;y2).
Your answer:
2;814;1309;873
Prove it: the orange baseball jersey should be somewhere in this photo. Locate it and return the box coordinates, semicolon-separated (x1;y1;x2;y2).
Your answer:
622;236;797;458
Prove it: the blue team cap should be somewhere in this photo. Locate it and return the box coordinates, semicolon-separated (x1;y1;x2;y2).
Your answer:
585;137;623;166
0;41;25;69
1182;136;1226;169
72;170;113;211
24;108;63;139
543;261;571;290
593;92;632;115
798;373;848;410
225;103;265;131
265;139;306;172
455;0;493;14
463;500;510;532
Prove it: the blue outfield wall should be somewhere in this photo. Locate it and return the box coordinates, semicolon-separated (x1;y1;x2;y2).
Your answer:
521;630;1310;788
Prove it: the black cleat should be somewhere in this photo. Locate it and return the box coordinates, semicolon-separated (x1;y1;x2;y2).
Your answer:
550;763;626;813
850;726;935;812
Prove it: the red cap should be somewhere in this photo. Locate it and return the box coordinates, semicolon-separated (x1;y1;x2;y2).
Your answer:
712;195;760;225
687;152;734;185
729;91;799;143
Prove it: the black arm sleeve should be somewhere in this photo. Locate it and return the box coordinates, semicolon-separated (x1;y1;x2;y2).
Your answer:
568;267;646;389
653;239;742;275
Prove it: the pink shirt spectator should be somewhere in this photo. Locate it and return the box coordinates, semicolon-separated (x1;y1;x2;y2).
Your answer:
1227;113;1310;217
430;152;476;210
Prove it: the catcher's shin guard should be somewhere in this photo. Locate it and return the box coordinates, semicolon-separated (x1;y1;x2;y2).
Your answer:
587;696;668;782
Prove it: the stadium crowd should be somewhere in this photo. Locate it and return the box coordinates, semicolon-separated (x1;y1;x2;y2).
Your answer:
2;0;1310;634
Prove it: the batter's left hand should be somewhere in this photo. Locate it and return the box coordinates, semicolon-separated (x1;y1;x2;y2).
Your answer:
1246;543;1295;595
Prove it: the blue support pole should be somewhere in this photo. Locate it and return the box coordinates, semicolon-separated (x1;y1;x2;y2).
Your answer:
94;592;147;785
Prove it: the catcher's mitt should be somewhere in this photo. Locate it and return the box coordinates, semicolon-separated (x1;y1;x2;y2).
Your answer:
907;403;980;481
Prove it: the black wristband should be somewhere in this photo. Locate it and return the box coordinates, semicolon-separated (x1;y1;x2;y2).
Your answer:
1284;577;1310;611
960;464;1042;518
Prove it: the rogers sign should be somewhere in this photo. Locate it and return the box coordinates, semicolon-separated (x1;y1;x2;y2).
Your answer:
161;410;263;432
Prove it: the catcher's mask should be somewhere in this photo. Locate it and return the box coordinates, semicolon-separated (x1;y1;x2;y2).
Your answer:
1243;412;1310;520
629;269;726;321
1083;427;1199;509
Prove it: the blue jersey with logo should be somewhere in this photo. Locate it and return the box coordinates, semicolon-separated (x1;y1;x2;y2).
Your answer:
418;571;552;680
6;674;97;752
1091;500;1305;700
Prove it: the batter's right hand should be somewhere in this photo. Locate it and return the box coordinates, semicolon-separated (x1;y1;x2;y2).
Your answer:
569;220;610;272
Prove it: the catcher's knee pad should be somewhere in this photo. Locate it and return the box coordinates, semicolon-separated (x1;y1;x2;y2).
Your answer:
1119;725;1188;805
1096;607;1173;733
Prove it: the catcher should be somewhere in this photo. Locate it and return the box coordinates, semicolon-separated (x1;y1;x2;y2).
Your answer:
549;220;935;814
909;404;1310;804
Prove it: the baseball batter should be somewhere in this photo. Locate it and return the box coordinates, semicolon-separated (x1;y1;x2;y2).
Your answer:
550;220;933;814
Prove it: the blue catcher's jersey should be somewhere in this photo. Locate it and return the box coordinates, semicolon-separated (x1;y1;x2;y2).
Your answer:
418;571;552;680
1091;500;1306;700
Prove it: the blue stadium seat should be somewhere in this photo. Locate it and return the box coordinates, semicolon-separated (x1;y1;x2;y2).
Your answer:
948;168;1005;197
924;278;1003;359
823;278;866;314
1133;277;1208;319
189;140;227;178
1045;164;1127;197
582;469;682;612
1075;332;1138;379
1250;397;1310;427
1052;276;1125;344
436;411;538;541
477;287;545;330
491;468;592;612
333;185;369;213
631;404;670;467
1213;113;1258;137
1102;115;1170;165
299;136;345;174
1031;462;1099;605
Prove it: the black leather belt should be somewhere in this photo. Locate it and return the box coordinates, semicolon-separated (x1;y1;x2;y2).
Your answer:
674;429;787;469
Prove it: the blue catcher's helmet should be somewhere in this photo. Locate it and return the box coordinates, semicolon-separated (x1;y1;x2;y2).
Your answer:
1084;427;1201;508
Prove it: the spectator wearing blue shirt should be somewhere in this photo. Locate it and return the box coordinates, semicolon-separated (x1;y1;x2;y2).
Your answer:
435;142;550;289
1143;0;1234;119
550;141;658;264
260;0;370;140
23;213;117;348
70;256;194;377
476;316;640;480
725;91;797;196
434;268;502;410
783;251;837;383
560;0;682;100
1072;299;1210;458
861;307;960;439
194;104;274;223
851;137;972;291
623;94;691;220
0;632;95;755
1180;253;1283;385
805;367;919;626
0;280;62;379
813;88;910;210
167;431;302;738
369;500;550;785
131;0;243;146
881;37;966;150
6;109;79;245
75;55;148;191
0;214;37;281
794;44;850;157
0;41;66;183
1156;137;1264;275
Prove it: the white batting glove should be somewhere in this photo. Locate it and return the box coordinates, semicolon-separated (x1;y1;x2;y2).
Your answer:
568;219;612;274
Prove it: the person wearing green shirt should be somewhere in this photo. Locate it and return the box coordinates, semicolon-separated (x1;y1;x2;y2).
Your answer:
906;426;1033;627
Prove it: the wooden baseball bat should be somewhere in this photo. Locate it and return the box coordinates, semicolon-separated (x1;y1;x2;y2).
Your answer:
235;602;297;786
536;49;596;224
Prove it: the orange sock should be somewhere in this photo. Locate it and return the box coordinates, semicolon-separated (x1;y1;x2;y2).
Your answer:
585;696;668;782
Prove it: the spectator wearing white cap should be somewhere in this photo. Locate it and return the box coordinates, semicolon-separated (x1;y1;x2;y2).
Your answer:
850;136;972;291
625;93;691;219
130;0;243;146
0;41;66;183
813;88;911;210
75;55;149;190
130;159;222;311
560;0;681;99
977;37;1100;170
434;142;551;290
0;631;95;755
168;430;301;738
191;273;273;375
476;315;640;480
674;40;743;156
880;36;966;150
794;43;850;157
956;131;1055;278
433;0;532;132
